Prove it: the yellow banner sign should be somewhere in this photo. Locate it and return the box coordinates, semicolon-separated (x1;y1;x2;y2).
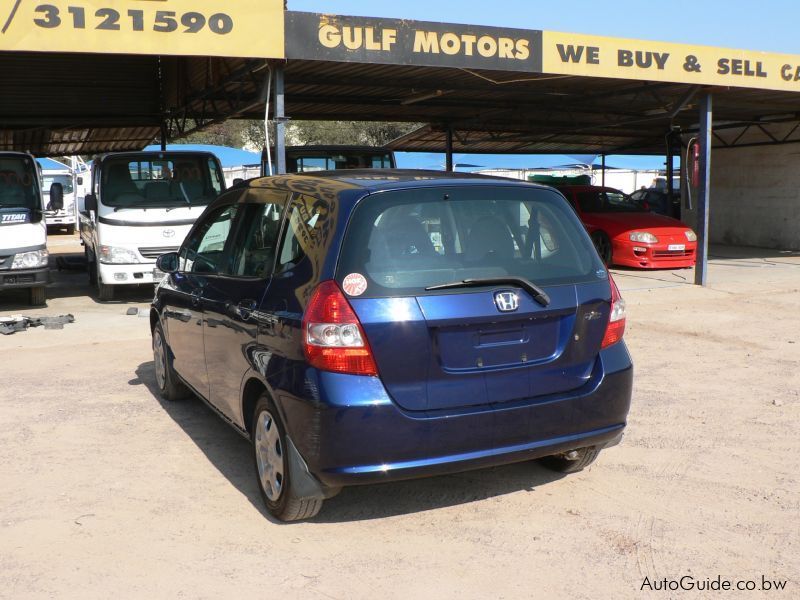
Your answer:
0;0;284;58
543;32;800;92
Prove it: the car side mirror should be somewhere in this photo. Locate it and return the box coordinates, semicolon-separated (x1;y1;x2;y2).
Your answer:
156;252;180;274
77;176;83;185
232;178;244;187
84;193;97;213
49;183;64;211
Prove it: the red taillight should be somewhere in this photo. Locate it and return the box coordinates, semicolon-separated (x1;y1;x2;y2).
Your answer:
601;274;626;348
302;280;378;376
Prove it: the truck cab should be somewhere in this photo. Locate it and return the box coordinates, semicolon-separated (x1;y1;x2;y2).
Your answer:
80;151;225;301
0;152;50;306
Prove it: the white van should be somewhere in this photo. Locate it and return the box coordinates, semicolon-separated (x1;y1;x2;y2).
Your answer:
80;151;225;301
0;152;50;306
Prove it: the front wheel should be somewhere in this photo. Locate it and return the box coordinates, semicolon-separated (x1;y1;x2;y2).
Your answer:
539;446;601;474
65;224;75;235
29;286;46;307
591;231;613;266
252;395;323;521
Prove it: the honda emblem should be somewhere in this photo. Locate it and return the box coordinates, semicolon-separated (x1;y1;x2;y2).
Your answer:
494;291;519;312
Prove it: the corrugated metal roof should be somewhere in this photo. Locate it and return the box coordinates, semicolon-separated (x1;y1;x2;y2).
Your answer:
1;52;800;156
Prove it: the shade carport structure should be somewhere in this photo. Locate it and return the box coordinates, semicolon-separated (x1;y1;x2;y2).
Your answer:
3;5;800;284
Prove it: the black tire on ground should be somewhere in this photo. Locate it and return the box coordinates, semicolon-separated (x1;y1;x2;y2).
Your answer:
97;279;114;301
29;286;46;307
152;323;190;402
65;224;75;235
86;248;95;284
591;231;613;266
539;446;601;474
252;394;323;522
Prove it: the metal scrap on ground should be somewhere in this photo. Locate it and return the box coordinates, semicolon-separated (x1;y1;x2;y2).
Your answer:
0;314;75;335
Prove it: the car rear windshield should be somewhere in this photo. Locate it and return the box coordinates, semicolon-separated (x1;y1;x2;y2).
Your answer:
336;185;605;297
576;189;646;213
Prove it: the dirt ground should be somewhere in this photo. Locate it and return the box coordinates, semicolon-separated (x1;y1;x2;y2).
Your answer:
1;233;798;599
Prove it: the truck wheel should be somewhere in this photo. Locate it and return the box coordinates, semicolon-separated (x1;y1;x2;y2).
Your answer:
152;323;190;402
66;224;75;235
252;394;323;521
86;249;95;285
29;286;46;307
539;446;601;474
97;278;114;301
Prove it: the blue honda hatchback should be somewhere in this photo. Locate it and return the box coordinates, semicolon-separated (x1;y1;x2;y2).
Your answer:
150;171;633;521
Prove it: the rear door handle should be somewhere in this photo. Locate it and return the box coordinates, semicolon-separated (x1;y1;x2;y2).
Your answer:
235;299;258;320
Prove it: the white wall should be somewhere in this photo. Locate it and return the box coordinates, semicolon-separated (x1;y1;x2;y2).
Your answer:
704;145;800;250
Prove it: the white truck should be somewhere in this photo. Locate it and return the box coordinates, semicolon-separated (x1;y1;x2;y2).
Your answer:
80;151;225;301
0;152;56;306
39;158;79;234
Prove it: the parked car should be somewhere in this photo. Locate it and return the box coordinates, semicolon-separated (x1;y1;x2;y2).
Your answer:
150;171;633;521
630;187;681;219
558;185;697;269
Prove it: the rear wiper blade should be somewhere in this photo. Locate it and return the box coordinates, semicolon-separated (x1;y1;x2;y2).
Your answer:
426;277;551;307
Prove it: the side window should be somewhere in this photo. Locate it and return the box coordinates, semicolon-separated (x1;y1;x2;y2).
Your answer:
277;194;330;273
228;192;289;278
180;204;238;274
208;159;223;195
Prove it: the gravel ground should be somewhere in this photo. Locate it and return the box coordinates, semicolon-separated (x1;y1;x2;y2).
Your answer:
1;234;798;599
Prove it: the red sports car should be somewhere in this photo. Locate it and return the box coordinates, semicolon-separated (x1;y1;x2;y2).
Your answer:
558;185;697;269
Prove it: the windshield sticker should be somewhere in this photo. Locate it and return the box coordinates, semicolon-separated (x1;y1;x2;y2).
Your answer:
342;273;368;297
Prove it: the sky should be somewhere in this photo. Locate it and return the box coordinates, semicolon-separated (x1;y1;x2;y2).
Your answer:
286;1;800;171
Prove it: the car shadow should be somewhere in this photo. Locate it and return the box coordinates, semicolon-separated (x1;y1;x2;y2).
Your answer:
133;361;568;523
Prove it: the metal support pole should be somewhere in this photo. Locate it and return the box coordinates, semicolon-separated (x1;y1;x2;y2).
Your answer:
445;126;454;172
160;122;167;151
273;65;287;175
666;133;675;216
694;93;712;286
601;154;606;186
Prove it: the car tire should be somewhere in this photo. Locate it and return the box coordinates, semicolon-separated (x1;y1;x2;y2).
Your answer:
152;323;190;402
591;231;613;266
252;394;323;522
29;286;46;307
95;267;114;301
65;224;75;235
539;446;601;474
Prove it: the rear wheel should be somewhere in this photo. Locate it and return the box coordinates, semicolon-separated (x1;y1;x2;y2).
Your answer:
65;224;75;235
152;323;190;401
591;231;613;265
252;395;323;521
29;286;46;307
539;446;601;474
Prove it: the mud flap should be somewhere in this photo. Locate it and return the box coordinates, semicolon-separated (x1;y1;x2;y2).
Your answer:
286;436;341;500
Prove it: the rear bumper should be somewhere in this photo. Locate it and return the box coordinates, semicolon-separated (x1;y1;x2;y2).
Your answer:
278;342;633;488
0;267;49;289
612;239;696;269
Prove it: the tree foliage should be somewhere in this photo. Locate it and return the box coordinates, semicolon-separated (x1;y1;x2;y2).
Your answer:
181;119;420;149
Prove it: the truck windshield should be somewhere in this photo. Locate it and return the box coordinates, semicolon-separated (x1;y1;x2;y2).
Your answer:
43;174;74;195
101;155;223;208
291;152;394;172
0;156;39;211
